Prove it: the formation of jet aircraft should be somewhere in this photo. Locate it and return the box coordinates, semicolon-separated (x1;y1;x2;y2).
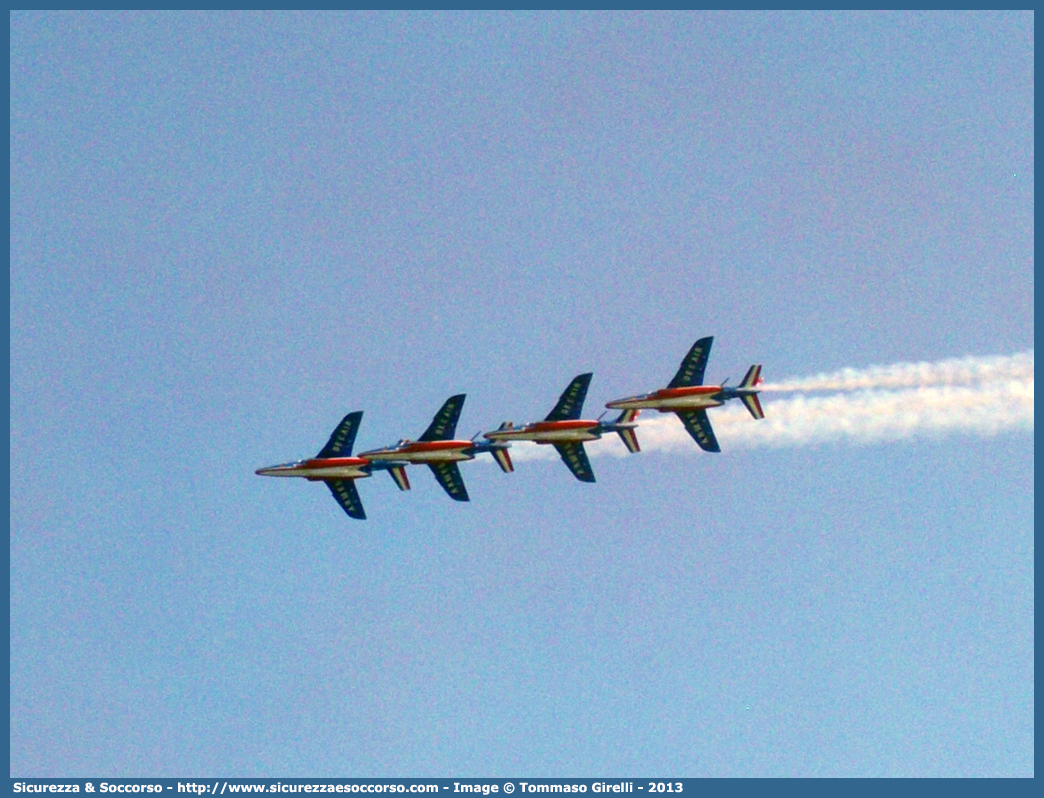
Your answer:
256;336;764;519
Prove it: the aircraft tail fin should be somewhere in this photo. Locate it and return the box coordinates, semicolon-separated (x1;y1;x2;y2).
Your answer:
388;465;411;491
491;447;514;473
741;393;765;420
740;364;763;389
497;421;514;431
617;427;641;453
614;409;641;453
616;408;640;424
739;365;765;419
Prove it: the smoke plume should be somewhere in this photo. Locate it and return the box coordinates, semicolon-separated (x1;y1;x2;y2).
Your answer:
508;351;1033;460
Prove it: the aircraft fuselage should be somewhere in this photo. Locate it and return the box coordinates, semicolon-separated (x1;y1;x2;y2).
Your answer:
360;439;475;464
606;385;725;412
484;419;602;445
255;457;372;481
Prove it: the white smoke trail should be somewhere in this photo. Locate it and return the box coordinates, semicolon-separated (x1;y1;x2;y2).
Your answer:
504;440;563;462
506;351;1033;461
629;379;1033;453
763;350;1035;393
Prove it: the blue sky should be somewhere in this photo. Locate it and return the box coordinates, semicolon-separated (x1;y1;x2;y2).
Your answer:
10;12;1033;776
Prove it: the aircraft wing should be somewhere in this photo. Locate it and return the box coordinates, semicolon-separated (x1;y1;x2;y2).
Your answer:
545;373;593;421
317;411;363;458
419;394;466;441
676;410;721;453
553;442;596;482
667;337;713;388
428;462;470;501
326;479;366;519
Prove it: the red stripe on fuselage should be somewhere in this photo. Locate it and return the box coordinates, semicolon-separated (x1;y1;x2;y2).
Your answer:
303;457;369;469
656;386;721;399
528;420;599;433
401;440;472;453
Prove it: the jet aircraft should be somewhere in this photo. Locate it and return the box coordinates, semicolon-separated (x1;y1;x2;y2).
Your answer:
358;394;513;502
483;373;640;483
605;337;764;452
255;411;407;520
